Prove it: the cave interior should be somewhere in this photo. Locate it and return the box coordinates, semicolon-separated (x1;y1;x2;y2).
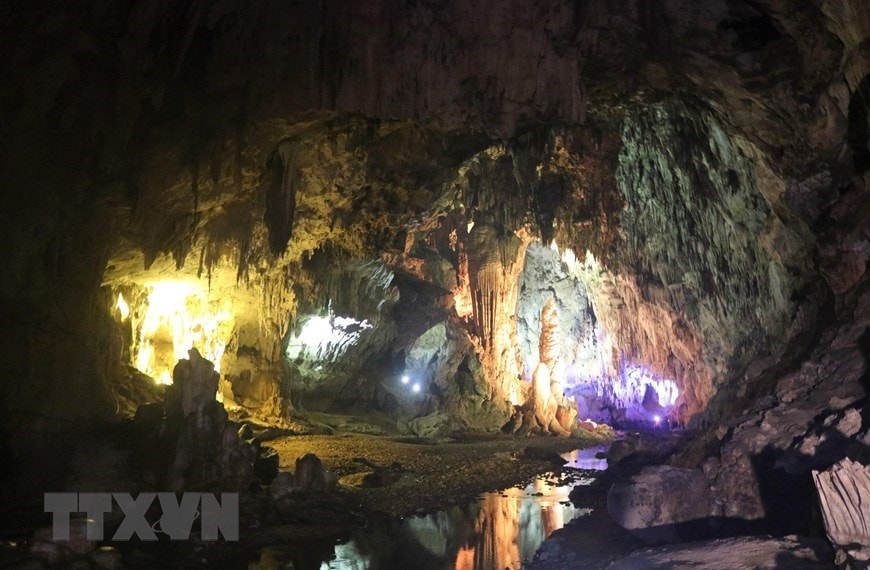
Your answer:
1;0;869;568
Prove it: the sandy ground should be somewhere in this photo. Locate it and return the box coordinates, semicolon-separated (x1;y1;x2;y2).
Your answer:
268;430;609;516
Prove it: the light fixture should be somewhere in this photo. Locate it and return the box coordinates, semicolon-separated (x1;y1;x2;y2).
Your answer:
412;383;421;394
401;375;410;385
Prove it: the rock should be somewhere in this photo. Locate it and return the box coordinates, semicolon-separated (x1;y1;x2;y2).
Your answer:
407;412;458;439
607;465;710;543
28;542;71;565
269;471;296;500
338;472;376;488
812;458;870;567
555;404;577;432
32;518;96;556
338;471;400;488
254;445;279;484
606;433;681;475
269;455;337;497
132;402;164;432
833;408;863;438
89;546;123;570
522;446;566;465
172;348;219;417
165;349;257;491
293;453;337;493
108;367;165;419
606;535;832;569
8;558;49;570
237;423;254;441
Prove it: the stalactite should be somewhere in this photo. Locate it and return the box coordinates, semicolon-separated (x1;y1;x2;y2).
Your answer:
263;140;299;256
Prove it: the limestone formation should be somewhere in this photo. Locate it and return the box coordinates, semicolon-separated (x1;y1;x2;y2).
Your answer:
0;2;869;564
526;298;578;436
607;465;710;544
165;349;256;491
813;458;870;567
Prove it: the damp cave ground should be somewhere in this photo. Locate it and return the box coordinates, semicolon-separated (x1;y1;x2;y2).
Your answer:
266;423;611;517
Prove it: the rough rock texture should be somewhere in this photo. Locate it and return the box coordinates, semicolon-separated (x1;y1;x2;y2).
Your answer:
694;284;870;533
165;349;256;491
813;458;870;567
605;536;833;570
607;465;710;544
404;321;511;432
526;299;578;436
1;2;869;539
516;242;597;383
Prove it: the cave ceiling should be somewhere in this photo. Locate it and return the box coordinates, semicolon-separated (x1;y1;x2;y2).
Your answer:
1;0;868;429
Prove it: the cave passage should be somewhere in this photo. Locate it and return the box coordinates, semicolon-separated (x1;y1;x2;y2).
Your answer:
2;0;869;568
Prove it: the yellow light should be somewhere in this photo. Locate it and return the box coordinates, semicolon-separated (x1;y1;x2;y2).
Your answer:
508;386;519;406
156;370;173;386
131;280;233;384
115;293;130;320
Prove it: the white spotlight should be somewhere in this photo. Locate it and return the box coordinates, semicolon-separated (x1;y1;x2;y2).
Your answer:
401;375;410;385
412;383;421;393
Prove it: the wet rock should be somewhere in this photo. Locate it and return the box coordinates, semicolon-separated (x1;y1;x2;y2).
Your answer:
607;465;710;544
522;446;566;465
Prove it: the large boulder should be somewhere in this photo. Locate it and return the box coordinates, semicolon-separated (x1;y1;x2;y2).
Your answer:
407;411;459;439
607;465;710;544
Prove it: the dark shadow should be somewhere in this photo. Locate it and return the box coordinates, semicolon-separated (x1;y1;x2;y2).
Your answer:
748;419;870;539
858;327;870;429
774;544;837;570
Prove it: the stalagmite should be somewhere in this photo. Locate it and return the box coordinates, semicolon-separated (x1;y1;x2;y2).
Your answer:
528;296;575;436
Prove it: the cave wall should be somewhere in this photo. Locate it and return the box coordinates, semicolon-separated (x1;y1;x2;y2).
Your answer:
0;0;867;447
583;101;820;418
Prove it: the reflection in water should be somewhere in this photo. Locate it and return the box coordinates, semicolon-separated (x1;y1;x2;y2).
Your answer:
561;445;609;471
251;448;608;570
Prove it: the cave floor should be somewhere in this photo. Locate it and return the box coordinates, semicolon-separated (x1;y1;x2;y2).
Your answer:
267;428;610;517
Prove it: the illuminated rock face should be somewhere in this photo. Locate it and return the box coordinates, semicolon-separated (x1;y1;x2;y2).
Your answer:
0;0;868;469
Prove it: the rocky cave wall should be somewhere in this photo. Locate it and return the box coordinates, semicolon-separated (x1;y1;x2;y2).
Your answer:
0;0;868;454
